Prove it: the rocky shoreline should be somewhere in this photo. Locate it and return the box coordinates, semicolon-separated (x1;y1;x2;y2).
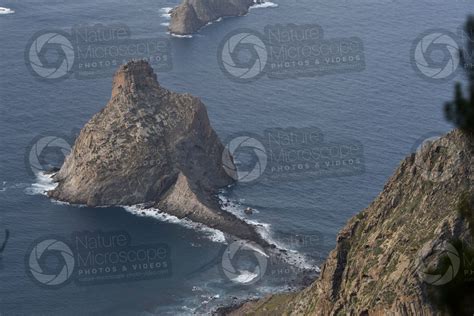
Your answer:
47;60;267;246
212;270;318;316
168;0;267;35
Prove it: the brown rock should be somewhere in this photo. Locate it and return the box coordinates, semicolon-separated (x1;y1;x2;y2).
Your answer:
48;60;266;245
168;0;257;35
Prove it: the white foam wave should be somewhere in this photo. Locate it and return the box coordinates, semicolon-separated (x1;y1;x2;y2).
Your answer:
250;1;278;9
232;270;260;284
25;172;58;196
218;193;319;272
169;32;193;38
25;172;86;207
200;294;220;305
0;7;14;15
123;205;226;244
160;7;172;18
205;17;223;26
160;22;170;27
51;199;73;206
219;194;272;241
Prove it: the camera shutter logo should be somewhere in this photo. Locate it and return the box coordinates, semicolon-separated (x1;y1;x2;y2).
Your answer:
412;30;460;80
25;30;75;80
221;240;268;285
222;136;267;183
28;136;71;175
27;238;75;287
218;29;268;81
418;242;460;286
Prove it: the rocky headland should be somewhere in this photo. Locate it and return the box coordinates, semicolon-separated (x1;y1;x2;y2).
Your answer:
221;129;474;315
48;60;266;245
168;0;264;35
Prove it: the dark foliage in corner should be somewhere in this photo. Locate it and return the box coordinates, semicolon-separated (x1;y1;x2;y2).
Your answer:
445;16;474;132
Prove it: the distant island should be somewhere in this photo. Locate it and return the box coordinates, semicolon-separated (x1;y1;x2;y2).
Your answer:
168;0;269;36
48;60;266;246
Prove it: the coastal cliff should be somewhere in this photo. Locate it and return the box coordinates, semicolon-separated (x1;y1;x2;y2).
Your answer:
226;129;474;315
168;0;261;35
48;60;264;244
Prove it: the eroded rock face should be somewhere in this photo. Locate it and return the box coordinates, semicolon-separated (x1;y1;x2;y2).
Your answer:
168;0;259;35
229;130;474;315
48;60;264;244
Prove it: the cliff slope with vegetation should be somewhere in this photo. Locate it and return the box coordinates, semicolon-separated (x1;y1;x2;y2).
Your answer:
230;129;473;315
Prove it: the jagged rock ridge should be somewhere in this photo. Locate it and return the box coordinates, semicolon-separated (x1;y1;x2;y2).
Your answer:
168;0;263;35
48;60;264;244
228;130;474;315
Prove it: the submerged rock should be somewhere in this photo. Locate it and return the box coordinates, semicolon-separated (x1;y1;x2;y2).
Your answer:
48;60;265;245
168;0;261;35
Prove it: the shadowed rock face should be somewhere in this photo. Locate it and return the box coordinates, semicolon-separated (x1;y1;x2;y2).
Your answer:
228;130;474;315
168;0;259;35
48;60;265;244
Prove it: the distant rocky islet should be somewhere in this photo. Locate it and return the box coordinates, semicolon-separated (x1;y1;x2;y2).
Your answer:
48;60;267;245
168;0;270;35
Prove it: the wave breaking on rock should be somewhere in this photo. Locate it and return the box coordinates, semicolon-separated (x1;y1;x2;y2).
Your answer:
47;60;267;245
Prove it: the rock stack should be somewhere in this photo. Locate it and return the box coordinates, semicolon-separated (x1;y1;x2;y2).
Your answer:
49;60;265;244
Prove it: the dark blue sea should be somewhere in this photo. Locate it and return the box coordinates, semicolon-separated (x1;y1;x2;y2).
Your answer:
0;0;471;314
